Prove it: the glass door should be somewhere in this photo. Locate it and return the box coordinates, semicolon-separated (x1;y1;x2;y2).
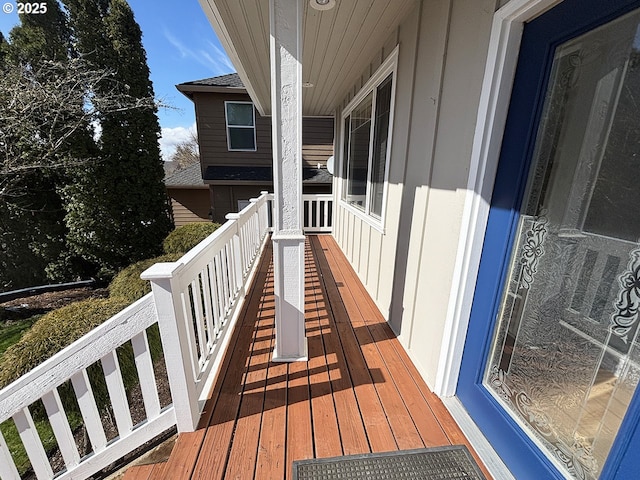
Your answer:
458;1;640;479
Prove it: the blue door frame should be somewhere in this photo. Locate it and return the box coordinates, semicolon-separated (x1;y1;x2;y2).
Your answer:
457;0;640;478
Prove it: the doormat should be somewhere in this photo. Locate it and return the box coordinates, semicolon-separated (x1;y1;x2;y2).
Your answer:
292;446;486;480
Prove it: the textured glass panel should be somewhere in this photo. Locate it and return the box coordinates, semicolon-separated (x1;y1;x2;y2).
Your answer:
228;127;255;150
370;75;393;217
226;103;254;126
484;9;640;480
346;93;372;210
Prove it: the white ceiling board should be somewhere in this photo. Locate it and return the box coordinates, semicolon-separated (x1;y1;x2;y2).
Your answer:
200;0;417;116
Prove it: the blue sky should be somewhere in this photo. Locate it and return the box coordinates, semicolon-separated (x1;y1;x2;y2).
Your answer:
0;0;235;159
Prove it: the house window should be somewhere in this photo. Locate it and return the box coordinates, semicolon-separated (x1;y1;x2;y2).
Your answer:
340;51;396;224
225;101;256;151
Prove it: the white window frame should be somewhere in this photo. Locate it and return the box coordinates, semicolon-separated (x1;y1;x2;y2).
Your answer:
338;46;398;232
225;101;257;152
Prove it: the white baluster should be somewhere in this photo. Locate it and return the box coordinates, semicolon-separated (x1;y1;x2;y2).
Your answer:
130;331;161;420
13;408;54;479
42;389;80;469
71;370;107;453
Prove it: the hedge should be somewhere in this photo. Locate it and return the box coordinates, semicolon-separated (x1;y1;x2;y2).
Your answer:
0;298;130;389
108;253;183;303
162;222;221;255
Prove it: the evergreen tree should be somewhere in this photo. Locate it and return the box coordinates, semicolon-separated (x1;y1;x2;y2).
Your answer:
63;0;172;277
8;0;71;64
0;33;8;65
0;3;84;289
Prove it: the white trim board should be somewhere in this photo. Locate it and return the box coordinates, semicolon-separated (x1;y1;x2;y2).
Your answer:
442;397;515;480
434;0;564;396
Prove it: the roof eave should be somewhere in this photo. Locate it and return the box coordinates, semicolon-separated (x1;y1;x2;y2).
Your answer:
176;83;249;101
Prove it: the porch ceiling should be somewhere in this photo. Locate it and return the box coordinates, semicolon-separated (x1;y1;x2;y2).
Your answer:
198;0;416;116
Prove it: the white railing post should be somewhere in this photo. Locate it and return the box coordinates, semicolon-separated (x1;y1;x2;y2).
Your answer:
141;263;200;432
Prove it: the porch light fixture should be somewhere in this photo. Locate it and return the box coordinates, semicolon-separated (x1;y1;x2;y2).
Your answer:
310;0;336;11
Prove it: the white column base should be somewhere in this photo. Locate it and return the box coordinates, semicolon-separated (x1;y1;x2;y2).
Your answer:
272;233;307;362
272;339;308;363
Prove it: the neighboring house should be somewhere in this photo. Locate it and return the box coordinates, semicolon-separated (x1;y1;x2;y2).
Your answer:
164;162;210;226
176;73;334;223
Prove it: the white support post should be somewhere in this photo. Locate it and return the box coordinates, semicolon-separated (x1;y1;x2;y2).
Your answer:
270;0;307;362
141;263;200;432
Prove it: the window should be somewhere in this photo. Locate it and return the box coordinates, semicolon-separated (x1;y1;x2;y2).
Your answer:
340;51;396;223
225;101;256;151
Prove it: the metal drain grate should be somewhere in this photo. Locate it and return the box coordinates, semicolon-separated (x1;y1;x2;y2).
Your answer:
292;446;486;480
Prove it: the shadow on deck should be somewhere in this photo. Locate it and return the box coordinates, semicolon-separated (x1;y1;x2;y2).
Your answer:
123;235;491;479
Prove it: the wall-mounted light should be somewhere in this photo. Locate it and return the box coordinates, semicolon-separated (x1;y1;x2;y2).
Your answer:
302;82;314;88
309;0;336;11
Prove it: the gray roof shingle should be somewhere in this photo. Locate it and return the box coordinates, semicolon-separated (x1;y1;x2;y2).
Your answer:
164;162;206;187
179;73;244;89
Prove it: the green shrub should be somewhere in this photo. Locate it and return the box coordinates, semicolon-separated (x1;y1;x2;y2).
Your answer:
162;222;221;255
108;253;183;303
0;298;129;389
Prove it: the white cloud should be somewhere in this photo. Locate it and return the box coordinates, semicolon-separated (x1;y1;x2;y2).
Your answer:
159;122;197;161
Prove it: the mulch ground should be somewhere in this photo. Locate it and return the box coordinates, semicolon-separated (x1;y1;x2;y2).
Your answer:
0;287;110;320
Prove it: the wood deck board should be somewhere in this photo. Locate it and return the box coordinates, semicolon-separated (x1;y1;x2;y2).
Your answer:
314;236;425;450
149;462;166;480
316;235;492;479
304;242;370;455
317;234;451;447
122;463;154;480
130;235;491;479
190;243;274;480
305;253;343;460
223;262;274;480
309;236;399;453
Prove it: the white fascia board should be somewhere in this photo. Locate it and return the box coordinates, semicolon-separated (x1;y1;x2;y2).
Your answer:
198;0;269;116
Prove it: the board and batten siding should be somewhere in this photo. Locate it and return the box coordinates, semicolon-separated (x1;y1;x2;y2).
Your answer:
333;0;497;388
333;6;419;323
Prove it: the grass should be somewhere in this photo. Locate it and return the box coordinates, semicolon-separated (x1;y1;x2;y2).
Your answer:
0;315;40;361
0;408;84;476
1;315;52;475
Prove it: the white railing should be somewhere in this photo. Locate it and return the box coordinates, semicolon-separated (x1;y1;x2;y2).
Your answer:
265;193;333;233
0;295;174;480
141;193;270;432
303;194;333;233
0;192;271;479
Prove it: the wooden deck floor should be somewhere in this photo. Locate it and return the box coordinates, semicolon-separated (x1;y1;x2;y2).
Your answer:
125;235;490;479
